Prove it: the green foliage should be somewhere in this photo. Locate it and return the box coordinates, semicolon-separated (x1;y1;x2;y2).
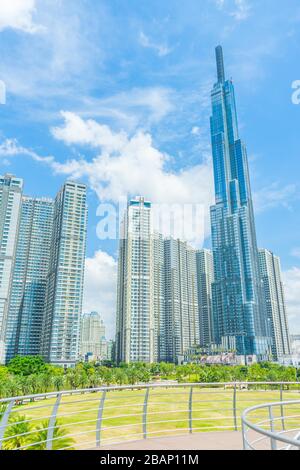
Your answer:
0;357;298;400
7;356;47;376
0;366;9;381
2;414;75;450
31;420;75;450
2;414;33;450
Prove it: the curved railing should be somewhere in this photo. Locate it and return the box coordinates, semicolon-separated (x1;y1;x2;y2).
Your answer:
0;382;299;450
242;399;300;450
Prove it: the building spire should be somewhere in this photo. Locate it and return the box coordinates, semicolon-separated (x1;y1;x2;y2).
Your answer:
215;45;225;83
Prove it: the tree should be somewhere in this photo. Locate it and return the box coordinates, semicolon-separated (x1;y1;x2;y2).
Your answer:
7;356;47;377
31;420;75;450
53;375;65;391
3;414;33;450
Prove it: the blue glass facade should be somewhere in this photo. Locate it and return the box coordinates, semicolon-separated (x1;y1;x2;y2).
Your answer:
41;182;87;366
5;197;54;361
210;46;271;358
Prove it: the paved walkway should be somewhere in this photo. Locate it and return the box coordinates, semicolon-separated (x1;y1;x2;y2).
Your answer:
99;432;243;450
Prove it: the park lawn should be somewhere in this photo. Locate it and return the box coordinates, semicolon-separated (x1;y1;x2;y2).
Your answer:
8;387;300;449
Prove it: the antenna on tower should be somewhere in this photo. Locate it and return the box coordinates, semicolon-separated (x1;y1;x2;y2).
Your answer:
215;45;225;83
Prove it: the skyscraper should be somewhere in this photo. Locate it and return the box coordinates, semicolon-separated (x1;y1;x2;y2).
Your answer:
210;46;270;358
0;174;23;363
152;232;166;362
5;197;54;361
196;249;214;348
164;238;199;363
258;249;291;360
115;197;154;363
41;182;88;366
80;311;106;361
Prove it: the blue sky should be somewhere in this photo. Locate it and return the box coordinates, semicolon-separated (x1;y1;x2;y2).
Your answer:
0;0;299;337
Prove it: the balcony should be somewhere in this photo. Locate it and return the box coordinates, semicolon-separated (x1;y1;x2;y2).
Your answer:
0;382;299;450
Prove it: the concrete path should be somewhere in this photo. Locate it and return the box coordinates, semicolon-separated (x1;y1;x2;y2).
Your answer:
99;432;243;450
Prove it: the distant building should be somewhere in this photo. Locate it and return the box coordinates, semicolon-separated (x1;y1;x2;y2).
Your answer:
116;197;213;365
196;249;214;348
116;197;154;364
258;249;291;360
106;340;115;362
41;182;88;366
163;238;199;363
5;197;54;361
0;175;23;363
152;232;166;362
291;335;300;355
80;311;106;361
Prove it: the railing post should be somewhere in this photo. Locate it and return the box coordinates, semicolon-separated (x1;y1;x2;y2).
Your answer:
189;386;193;434
0;400;14;450
268;405;277;450
143;388;150;439
233;383;238;431
280;384;285;431
46;393;62;450
241;420;248;450
96;389;107;448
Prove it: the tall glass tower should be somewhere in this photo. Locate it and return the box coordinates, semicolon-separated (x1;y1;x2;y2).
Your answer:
210;46;271;358
0;174;23;363
258;249;291;360
5;197;54;361
41;182;88;366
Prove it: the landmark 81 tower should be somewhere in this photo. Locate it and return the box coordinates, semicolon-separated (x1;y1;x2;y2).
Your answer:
210;46;271;358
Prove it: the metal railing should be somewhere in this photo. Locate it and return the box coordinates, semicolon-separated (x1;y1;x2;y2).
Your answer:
0;382;299;450
242;399;300;450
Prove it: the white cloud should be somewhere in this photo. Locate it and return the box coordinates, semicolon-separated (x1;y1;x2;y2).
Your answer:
0;0;41;33
191;126;201;136
0;108;214;246
77;87;175;130
50;112;213;245
83;250;117;339
231;0;251;21
253;182;298;213
291;248;300;259
0;1;105;100
214;0;252;21
139;32;172;57
52;112;128;153
283;267;300;334
0;138;54;164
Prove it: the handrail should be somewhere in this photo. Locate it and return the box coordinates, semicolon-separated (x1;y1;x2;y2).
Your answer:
0;381;298;404
1;382;299;450
242;399;300;450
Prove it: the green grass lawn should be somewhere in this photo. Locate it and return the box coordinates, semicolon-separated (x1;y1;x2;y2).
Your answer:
8;386;300;449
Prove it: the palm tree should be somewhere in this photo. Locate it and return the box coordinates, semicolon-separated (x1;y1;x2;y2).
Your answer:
53;375;65;391
31;420;75;450
3;414;33;450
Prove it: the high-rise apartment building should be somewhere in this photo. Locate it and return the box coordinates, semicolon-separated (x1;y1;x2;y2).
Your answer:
164;238;199;363
210;46;270;358
116;197;154;363
0;174;23;363
80;311;106;361
5;197;54;361
196;249;214;348
116;198;204;364
41;182;87;366
152;232;166;362
258;249;291;360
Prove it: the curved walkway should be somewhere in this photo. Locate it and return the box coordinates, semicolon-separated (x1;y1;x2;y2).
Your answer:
99;432;243;450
